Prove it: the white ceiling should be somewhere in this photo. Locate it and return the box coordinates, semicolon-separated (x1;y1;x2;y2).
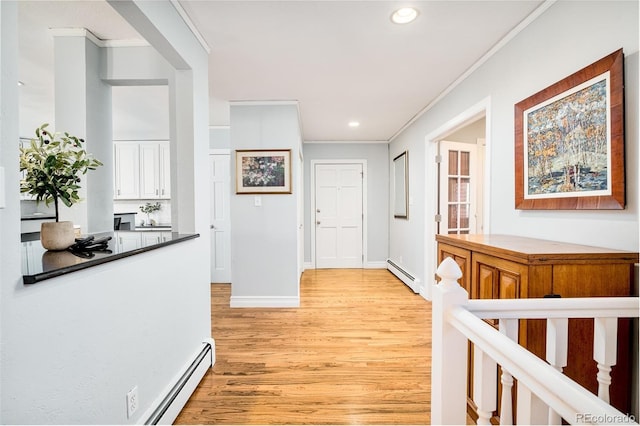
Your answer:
18;0;545;142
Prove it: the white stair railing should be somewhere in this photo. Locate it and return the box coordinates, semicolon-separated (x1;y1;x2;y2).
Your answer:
431;257;638;425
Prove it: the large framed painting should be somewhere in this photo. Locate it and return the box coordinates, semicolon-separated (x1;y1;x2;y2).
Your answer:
236;149;292;194
515;49;625;210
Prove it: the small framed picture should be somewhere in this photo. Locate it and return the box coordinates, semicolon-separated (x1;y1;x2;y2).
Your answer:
235;149;292;194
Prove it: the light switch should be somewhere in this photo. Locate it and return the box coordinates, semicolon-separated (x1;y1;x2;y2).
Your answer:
0;167;5;209
254;196;262;207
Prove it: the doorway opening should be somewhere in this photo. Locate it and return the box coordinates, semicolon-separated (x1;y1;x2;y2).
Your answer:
422;97;491;300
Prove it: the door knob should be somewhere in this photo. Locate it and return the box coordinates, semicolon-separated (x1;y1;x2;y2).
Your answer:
316;221;321;225
316;209;321;213
210;225;216;229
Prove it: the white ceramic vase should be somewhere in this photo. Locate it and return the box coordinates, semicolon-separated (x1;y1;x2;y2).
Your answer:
40;221;75;251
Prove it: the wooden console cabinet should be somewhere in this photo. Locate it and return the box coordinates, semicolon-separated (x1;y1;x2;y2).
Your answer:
436;234;638;422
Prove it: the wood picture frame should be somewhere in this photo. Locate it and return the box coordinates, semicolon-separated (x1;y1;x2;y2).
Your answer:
236;149;292;194
514;49;625;210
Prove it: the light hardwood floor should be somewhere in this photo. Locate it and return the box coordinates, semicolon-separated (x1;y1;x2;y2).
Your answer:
175;269;431;425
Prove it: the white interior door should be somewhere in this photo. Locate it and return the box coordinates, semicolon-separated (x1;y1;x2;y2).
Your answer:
315;163;363;268
210;154;231;283
438;141;478;235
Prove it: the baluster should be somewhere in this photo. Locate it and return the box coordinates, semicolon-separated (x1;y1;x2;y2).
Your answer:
593;317;617;403
516;383;548;425
473;347;497;425
498;319;518;425
546;318;568;424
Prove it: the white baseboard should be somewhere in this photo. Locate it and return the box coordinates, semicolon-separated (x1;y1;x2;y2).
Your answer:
386;258;420;293
303;261;387;270
230;296;300;308
142;338;214;424
419;285;432;301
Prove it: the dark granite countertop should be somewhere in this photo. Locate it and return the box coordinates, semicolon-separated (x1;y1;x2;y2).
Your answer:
135;224;171;230
21;214;56;221
22;230;199;284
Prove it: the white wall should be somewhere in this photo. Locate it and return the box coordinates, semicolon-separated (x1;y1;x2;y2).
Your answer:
112;85;170;140
209;126;230;149
389;1;639;292
1;1;212;423
230;103;301;307
446;117;485;144
54;34;114;234
303;142;389;266
0;1;21;416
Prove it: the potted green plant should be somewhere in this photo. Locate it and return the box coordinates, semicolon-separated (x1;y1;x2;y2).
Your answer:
139;202;161;226
20;123;102;250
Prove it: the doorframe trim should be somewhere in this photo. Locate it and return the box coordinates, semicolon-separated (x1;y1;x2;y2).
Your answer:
422;96;492;301
310;159;368;269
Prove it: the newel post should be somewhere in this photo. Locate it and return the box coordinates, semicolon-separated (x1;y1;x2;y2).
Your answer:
431;257;469;425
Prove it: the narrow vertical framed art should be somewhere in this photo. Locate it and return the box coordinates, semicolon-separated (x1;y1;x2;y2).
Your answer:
393;151;409;219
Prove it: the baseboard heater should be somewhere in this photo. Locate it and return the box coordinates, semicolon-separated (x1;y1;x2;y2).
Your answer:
145;341;213;425
387;259;420;293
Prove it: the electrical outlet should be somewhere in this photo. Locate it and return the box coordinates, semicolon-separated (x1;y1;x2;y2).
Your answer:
126;386;138;419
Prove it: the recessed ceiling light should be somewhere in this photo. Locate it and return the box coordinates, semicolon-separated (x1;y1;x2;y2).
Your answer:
348;121;360;128
391;7;419;24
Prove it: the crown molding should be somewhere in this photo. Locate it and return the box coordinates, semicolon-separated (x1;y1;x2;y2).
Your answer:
49;28;149;48
304;140;388;145
389;0;557;142
170;0;211;54
229;100;299;107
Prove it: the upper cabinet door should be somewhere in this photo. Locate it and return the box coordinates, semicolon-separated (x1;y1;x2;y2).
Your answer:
114;142;140;199
113;141;170;200
159;142;171;199
139;143;160;199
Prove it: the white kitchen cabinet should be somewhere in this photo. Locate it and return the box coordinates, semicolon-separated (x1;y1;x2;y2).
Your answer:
114;142;140;199
159;142;171;199
116;232;141;252
141;232;161;246
113;141;170;200
139;143;160;199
